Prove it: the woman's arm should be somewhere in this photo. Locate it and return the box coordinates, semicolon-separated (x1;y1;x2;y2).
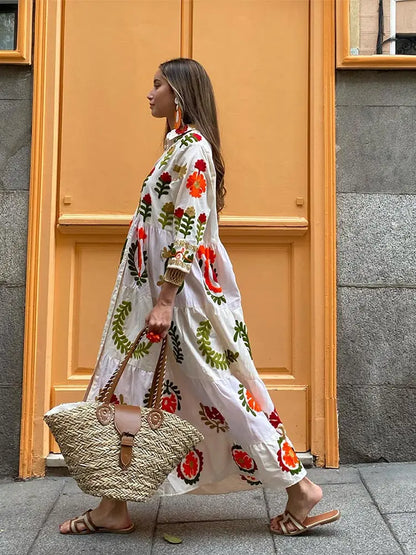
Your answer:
145;280;180;338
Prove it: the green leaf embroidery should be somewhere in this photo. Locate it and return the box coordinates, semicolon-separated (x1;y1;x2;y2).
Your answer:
158;202;174;229
233;320;253;359
178;212;195;238
196;319;238;370
111;300;152;358
196;219;206;243
168;321;184;364
159;146;175;168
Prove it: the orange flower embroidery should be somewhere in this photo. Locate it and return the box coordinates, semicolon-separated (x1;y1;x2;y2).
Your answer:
186;171;207;198
282;442;299;467
246;389;262;412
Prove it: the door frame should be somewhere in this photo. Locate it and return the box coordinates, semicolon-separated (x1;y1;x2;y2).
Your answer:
19;0;337;477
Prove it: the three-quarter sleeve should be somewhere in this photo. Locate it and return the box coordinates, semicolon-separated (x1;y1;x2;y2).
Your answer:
162;145;214;284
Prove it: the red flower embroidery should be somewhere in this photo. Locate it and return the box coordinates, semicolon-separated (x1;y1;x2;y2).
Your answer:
197;245;223;294
195;159;207;172
160;172;172;184
161;393;177;414
110;394;120;405
175;124;188;134
137;227;147;240
231;444;258;473
268;409;282;429
177;448;204;485
142;193;151;205
205;406;225;424
174;207;184;218
198;213;207;223
192;133;202;141
186;172;207;198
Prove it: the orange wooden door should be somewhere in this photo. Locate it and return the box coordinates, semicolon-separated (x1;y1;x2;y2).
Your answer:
51;0;311;452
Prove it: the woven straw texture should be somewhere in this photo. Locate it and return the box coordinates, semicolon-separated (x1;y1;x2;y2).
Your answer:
44;401;204;502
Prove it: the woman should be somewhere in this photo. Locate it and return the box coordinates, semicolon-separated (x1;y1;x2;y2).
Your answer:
60;58;339;537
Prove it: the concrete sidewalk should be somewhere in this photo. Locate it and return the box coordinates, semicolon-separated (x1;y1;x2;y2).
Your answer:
0;462;415;555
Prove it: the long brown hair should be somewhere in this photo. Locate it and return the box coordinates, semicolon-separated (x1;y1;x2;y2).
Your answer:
159;58;226;215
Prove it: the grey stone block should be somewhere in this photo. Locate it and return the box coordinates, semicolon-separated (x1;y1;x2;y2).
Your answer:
338;385;416;464
0;385;22;477
266;482;402;554
301;466;361;485
31;478;159;555
337;287;416;386
336;70;416;107
0;285;25;385
337;194;416;284
336;107;416;194
385;513;416;555
0;191;29;284
158;489;267;523
0;67;33;100
358;462;416;514
0;477;63;555
152;519;274;555
0;99;32;191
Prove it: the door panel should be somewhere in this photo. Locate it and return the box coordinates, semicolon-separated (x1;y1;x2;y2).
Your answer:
50;0;311;452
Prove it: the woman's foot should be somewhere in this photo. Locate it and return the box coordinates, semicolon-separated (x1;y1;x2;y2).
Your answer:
270;477;323;534
59;498;133;534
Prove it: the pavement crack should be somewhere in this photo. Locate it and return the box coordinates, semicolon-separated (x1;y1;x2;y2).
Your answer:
26;478;66;554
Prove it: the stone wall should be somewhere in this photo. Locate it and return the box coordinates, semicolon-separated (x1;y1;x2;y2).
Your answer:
0;67;32;476
336;71;416;463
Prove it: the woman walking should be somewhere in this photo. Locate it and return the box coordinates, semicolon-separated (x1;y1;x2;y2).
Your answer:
59;58;339;537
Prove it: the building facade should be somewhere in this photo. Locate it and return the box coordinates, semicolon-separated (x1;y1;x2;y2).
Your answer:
0;1;414;477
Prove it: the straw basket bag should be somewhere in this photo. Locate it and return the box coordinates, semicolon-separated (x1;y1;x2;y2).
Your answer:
44;327;204;502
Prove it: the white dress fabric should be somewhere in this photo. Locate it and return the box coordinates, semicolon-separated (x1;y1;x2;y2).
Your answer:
88;125;306;495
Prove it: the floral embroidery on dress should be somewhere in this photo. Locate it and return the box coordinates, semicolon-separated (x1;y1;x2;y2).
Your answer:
111;300;153;357
164;238;198;273
238;384;262;416
158;202;175;229
199;403;229;432
154;171;172;199
196;319;239;369
186;159;207;198
277;435;303;475
233;321;253;359
168;321;184;364
267;408;283;429
197;245;226;305
95;392;126;405
231;444;262;486
138;193;152;221
143;379;182;413
177;448;204;485
127;226;148;287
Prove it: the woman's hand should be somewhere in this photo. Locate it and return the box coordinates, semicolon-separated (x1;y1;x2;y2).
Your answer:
144;300;174;339
144;281;179;338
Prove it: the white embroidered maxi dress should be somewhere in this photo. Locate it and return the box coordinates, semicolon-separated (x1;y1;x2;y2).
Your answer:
87;126;306;495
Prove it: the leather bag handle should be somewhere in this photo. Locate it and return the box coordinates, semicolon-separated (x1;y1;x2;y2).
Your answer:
85;326;168;409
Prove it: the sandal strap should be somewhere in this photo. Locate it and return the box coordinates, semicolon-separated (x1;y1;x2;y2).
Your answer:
69;509;97;534
283;511;306;533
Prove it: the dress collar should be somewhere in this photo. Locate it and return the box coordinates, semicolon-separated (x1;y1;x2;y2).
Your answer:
164;124;195;150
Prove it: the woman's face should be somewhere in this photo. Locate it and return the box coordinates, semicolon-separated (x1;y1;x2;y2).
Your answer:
147;69;175;119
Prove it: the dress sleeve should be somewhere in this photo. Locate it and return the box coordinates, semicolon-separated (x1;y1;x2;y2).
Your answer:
162;145;214;284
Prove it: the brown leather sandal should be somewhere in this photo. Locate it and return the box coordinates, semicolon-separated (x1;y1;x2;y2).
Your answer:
61;509;135;535
270;509;340;536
